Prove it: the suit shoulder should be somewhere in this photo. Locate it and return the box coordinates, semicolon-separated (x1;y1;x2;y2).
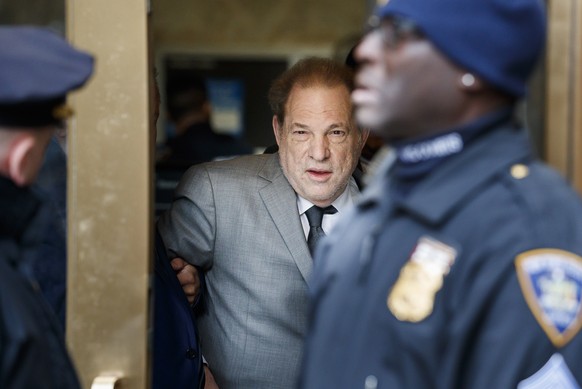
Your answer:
180;153;281;191
189;154;272;176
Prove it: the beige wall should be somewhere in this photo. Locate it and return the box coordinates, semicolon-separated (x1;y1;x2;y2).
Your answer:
545;0;582;193
150;0;368;147
151;0;367;56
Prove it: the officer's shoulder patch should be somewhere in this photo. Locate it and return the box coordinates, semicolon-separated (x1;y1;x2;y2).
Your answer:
515;249;582;347
517;353;580;389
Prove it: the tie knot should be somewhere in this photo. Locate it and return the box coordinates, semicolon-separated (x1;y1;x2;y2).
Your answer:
305;205;337;228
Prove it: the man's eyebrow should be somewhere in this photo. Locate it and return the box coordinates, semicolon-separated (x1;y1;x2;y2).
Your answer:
290;122;346;130
328;123;345;130
291;122;310;130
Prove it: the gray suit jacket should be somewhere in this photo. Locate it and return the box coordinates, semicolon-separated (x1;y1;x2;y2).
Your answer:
158;153;359;389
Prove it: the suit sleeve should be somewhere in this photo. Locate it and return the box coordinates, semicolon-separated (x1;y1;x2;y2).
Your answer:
157;164;216;270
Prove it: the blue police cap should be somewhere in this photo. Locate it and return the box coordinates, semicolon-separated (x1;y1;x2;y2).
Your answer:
0;26;94;127
376;0;546;98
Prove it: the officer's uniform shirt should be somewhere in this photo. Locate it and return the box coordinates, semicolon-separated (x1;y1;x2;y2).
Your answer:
0;178;81;388
301;108;582;389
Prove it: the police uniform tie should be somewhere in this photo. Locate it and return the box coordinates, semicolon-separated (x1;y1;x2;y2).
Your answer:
305;205;337;256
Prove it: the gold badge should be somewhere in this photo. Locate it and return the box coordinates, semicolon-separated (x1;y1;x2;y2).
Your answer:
388;236;457;322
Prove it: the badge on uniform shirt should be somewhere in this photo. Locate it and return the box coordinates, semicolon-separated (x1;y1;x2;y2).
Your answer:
387;236;457;322
516;249;582;348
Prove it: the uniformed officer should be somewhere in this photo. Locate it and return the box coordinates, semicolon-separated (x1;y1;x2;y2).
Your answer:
0;26;93;388
301;0;582;388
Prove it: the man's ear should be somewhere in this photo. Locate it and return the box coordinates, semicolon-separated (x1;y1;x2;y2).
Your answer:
360;128;370;151
8;134;36;187
272;115;281;145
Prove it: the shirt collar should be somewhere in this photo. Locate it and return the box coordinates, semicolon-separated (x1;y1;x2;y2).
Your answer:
297;185;353;216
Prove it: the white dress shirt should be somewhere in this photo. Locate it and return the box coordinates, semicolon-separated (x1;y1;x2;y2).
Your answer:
297;186;355;240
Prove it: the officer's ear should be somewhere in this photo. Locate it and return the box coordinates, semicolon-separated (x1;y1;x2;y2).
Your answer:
458;73;486;93
7;131;47;187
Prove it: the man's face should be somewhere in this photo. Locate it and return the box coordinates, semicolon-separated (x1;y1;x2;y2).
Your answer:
274;84;366;207
352;17;463;141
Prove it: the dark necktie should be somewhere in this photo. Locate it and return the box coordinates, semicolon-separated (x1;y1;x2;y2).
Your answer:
305;205;337;255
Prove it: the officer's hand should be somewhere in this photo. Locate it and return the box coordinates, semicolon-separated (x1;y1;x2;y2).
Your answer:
170;257;200;305
204;365;220;389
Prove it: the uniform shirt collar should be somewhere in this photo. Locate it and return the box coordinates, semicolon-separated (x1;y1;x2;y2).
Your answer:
390;107;514;193
0;177;42;239
357;121;534;226
395;124;534;225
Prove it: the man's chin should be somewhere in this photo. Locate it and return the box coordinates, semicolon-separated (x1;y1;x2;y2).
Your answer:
304;185;345;205
302;191;329;204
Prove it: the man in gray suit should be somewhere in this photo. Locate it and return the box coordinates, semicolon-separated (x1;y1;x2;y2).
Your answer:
158;57;368;389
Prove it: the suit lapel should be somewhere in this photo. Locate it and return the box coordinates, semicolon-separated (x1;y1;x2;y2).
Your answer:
259;155;313;284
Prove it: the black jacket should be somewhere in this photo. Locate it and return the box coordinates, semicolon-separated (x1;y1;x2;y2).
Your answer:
0;177;80;389
152;229;205;389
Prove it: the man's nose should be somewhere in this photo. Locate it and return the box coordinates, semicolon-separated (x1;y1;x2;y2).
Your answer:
355;30;382;64
309;136;330;161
